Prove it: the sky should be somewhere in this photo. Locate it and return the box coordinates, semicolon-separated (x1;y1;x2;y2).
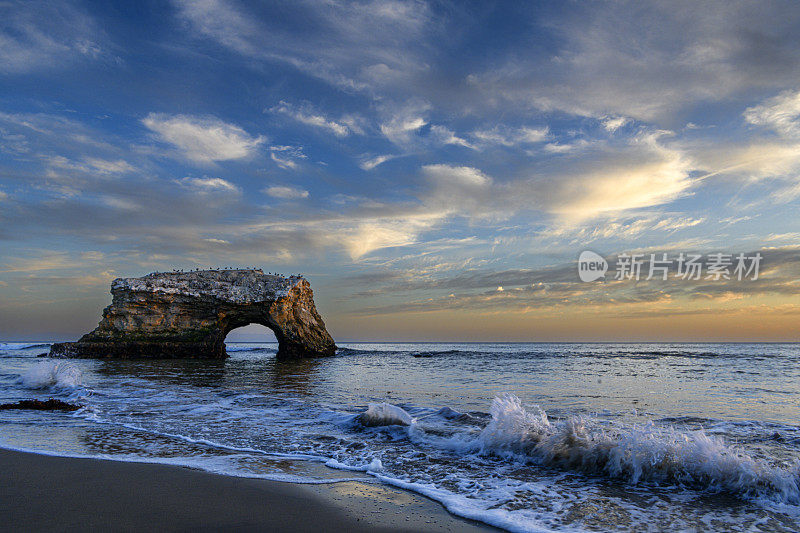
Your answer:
2;0;800;342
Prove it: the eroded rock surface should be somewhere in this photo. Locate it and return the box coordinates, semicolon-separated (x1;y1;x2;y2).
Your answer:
49;269;336;360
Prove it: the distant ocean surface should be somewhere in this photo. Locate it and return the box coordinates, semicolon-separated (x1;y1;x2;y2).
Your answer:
1;342;799;532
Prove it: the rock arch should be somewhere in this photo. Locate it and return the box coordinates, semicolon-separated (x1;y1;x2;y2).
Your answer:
49;269;336;360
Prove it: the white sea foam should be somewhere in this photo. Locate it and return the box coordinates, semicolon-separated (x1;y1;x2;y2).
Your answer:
469;393;800;503
357;402;414;427
20;361;83;389
370;472;554;533
324;457;384;473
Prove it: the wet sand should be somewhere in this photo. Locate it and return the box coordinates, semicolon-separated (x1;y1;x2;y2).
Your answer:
0;448;496;532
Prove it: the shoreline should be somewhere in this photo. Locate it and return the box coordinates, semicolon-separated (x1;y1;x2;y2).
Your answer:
0;448;496;532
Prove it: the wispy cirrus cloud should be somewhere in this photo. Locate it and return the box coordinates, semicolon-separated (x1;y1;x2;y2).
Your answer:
744;89;800;139
173;0;434;93
467;2;800;123
359;154;397;171
429;125;475;149
44;155;134;175
270;101;356;137
680;90;800;189
0;0;111;74
471;126;549;147
268;145;306;170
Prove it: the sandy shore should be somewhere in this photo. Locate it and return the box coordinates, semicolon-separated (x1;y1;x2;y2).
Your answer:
0;449;496;532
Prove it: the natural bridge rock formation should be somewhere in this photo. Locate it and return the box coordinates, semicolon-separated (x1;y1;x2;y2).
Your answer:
49;269;336;360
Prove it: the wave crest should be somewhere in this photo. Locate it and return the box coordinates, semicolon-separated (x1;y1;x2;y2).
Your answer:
474;394;800;503
357;402;414;427
20;361;83;389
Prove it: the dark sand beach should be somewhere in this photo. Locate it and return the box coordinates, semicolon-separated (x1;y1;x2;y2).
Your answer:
0;449;494;532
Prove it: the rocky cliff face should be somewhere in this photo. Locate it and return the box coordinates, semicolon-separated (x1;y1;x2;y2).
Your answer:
49;269;336;360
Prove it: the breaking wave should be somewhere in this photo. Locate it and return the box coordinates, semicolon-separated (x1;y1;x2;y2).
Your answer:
464;394;800;504
20;361;83;389
357;402;414;427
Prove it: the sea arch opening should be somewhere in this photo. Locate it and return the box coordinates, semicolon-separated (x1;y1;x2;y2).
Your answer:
223;324;278;354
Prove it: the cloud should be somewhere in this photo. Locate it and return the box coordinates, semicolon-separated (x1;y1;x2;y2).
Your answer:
417;134;694;222
45;156;135;175
0;111;131;164
83;158;135;174
341;222;420;260
543;140;590;153
174;0;433;93
269;145;306;170
602;116;629;132
0;249;88;273
541;133;694;219
673;90;800;188
173;0;259;55
744;89;800;139
142;113;265;164
379;104;481;151
0;1;108;74
472;126;549;146
178;176;240;194
770;181;800;204
101;196;141;211
348;245;800;316
467;2;800;123
271;101;353;137
695;140;800;182
422;164;492;214
338;212;444;260
264;186;309;199
359;154;396;170
270;152;296;169
550;214;707;243
429;125;475;149
380;115;427;145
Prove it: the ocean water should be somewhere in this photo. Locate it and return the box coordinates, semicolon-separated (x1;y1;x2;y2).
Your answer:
1;342;799;532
